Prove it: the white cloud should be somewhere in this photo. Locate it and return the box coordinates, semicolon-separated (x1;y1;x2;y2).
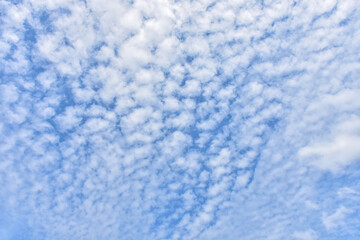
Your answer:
55;106;83;131
299;116;360;172
37;71;57;90
293;229;318;240
83;118;110;133
0;84;19;103
322;206;353;230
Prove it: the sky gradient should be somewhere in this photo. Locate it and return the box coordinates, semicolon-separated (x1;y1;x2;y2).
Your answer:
1;0;360;239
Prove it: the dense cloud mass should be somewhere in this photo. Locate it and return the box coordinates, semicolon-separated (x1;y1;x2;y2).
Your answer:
1;0;360;239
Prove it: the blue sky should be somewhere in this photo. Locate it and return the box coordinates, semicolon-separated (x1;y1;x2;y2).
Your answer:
1;0;360;239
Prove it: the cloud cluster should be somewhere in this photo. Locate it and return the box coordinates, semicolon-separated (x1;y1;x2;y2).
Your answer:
1;0;360;239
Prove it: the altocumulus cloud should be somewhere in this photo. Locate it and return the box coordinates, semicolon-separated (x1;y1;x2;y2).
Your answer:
1;0;360;239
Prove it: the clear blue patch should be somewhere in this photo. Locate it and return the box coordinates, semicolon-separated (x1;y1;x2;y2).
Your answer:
24;22;36;44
